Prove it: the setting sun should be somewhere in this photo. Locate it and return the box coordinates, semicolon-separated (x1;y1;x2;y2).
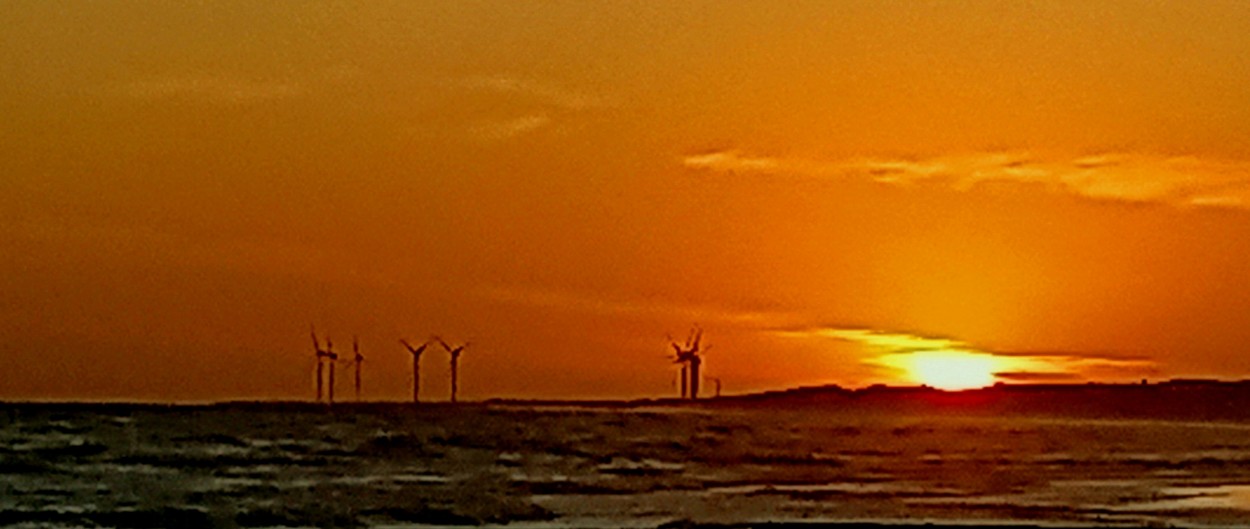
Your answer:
871;350;1014;391
822;330;1011;390
903;351;997;390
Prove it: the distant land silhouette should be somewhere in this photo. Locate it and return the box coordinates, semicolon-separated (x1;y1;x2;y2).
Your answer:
481;379;1250;422
7;379;1250;423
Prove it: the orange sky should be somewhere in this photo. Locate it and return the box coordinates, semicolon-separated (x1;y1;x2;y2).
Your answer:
3;1;1250;401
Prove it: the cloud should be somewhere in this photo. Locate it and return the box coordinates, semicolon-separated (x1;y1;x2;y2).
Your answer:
469;114;552;140
459;75;604;110
774;327;965;354
774;326;1158;383
120;74;301;105
683;151;782;173
480;284;789;326
994;371;1084;382
682;150;1250;210
454;75;607;140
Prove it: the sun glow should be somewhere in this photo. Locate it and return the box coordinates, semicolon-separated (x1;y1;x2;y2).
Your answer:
803;329;1083;390
894;351;999;390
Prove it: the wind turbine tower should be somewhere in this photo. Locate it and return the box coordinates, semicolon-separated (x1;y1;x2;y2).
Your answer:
325;337;339;404
351;336;365;401
670;326;705;400
400;338;432;404
311;326;327;402
437;338;469;403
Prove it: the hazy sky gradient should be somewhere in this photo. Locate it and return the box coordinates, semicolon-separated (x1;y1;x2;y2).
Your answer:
3;1;1250;401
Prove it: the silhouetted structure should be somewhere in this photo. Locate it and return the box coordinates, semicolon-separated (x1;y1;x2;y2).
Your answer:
399;338;433;404
689;351;702;400
670;326;705;400
350;336;364;401
310;326;333;402
437;338;469;403
325;338;339;404
713;377;722;398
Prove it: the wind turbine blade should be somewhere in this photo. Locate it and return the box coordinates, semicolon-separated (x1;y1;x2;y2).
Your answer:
310;325;321;352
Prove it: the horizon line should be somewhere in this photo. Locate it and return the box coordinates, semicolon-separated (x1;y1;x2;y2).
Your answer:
4;377;1247;407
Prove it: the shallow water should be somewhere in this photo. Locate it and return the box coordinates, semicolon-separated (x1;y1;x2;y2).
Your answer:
3;403;1250;527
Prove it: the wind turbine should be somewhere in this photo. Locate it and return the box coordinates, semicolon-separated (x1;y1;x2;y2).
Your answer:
325;337;339;404
689;337;708;400
437;338;469;403
311;325;327;402
348;336;364;401
400;338;433;404
669;326;705;400
669;339;688;399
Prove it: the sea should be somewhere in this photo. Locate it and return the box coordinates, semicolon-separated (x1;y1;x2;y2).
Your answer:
3;402;1250;528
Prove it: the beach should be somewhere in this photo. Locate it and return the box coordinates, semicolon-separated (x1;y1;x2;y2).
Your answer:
4;401;1250;528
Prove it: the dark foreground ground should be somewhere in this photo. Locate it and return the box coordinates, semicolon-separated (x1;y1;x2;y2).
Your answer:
4;390;1250;528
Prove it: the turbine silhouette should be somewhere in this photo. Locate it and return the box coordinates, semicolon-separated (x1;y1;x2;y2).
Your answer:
324;337;339;404
669;326;705;400
400;337;433;404
310;325;331;402
346;336;364;401
437;338;470;403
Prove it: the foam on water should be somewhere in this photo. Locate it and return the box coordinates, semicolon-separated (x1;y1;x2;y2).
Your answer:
1119;485;1250;511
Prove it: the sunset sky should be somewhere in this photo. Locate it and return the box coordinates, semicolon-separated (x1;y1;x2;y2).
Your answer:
4;1;1250;401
